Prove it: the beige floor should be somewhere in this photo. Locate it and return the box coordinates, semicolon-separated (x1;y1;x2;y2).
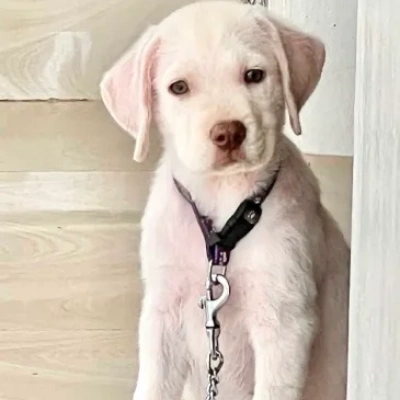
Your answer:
0;102;352;400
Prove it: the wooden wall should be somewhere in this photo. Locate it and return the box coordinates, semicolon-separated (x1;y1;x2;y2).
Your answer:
0;102;352;400
0;1;353;399
0;102;155;400
0;0;192;100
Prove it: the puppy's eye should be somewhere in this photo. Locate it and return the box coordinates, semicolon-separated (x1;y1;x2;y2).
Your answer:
169;80;189;95
244;69;265;84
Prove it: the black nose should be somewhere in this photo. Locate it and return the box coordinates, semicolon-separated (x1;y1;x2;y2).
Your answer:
209;120;247;151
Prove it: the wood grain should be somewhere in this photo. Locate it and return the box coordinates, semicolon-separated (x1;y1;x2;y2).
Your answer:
0;331;136;400
0;0;196;100
0;171;151;213
348;0;400;399
0;102;161;172
0;223;142;331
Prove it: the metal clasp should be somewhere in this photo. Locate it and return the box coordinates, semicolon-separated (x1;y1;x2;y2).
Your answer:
199;274;230;356
199;262;231;400
199;275;230;331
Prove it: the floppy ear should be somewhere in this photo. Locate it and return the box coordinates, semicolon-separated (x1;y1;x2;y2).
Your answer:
100;26;158;161
256;14;325;135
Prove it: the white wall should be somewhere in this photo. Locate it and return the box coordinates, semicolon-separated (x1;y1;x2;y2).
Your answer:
270;0;357;156
348;0;400;398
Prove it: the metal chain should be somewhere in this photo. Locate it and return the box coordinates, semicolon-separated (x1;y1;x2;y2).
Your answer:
206;350;224;400
242;0;267;6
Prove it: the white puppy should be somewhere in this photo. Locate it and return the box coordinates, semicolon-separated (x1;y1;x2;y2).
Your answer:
100;2;349;400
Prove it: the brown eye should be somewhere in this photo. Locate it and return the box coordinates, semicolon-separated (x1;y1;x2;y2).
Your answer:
169;80;189;95
244;69;265;84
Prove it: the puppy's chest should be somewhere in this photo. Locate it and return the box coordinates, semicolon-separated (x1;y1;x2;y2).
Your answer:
145;196;297;311
165;225;267;322
158;205;277;298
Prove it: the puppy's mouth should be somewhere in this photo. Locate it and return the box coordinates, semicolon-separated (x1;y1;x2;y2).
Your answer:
213;148;246;168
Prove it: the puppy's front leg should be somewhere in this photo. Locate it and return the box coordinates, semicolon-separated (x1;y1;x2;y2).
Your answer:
250;302;317;400
248;261;318;400
133;294;187;400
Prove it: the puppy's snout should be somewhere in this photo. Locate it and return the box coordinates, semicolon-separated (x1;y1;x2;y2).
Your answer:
210;120;246;151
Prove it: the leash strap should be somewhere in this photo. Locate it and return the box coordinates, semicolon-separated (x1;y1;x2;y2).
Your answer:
174;172;277;266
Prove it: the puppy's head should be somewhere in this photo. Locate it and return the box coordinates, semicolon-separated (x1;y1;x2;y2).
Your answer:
101;1;325;174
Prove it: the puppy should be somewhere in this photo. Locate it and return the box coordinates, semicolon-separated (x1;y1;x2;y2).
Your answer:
100;2;349;400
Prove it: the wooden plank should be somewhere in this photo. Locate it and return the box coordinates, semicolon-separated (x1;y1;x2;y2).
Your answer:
305;155;352;243
0;210;140;226
0;165;351;238
0;331;136;400
0;0;196;100
0;171;151;213
0;102;161;172
0;223;142;331
348;0;400;399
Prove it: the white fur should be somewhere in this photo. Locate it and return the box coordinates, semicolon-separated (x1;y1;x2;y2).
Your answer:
100;2;349;400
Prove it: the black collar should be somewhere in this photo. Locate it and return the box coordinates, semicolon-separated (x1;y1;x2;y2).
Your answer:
174;170;278;266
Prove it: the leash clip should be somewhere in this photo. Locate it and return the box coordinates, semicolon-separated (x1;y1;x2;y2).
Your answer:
199;274;230;331
199;264;230;354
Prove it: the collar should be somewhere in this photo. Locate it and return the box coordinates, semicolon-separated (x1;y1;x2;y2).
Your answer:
174;170;278;267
